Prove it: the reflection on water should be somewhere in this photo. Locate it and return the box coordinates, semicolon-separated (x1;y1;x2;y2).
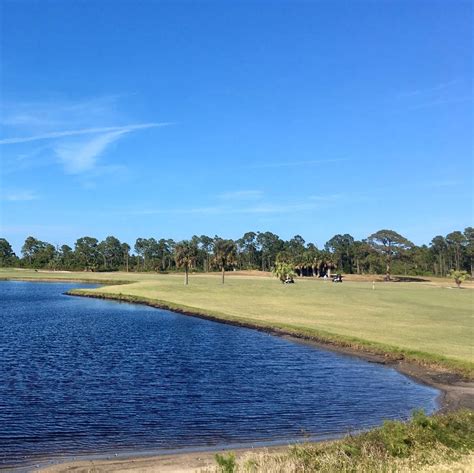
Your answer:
0;281;438;468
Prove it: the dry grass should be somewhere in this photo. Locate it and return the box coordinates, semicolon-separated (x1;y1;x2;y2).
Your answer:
206;451;474;473
204;410;474;473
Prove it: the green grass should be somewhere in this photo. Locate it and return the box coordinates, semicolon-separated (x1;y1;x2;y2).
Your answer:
1;268;473;377
208;410;474;472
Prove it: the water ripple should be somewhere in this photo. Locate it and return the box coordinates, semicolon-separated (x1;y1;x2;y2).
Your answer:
0;281;438;468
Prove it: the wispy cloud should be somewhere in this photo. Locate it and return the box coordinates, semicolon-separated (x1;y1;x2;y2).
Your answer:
309;193;345;202
395;79;471;110
218;190;264;200
3;190;39;201
0;122;170;145
248;158;348;169
124;200;333;217
407;96;472;111
54;130;130;174
0;97;172;182
241;202;317;214
397;80;461;98
1;95;125;130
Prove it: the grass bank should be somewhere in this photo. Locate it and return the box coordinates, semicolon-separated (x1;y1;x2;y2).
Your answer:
1;268;473;378
208;409;474;473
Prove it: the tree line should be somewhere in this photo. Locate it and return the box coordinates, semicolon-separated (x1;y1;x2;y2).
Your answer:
0;228;472;279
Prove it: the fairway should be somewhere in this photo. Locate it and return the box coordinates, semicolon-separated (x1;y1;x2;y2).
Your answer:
1;269;472;372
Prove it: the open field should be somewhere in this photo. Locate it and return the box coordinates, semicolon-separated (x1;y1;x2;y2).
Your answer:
1;268;472;376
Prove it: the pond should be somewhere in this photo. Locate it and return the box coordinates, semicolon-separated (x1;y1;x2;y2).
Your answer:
0;281;439;468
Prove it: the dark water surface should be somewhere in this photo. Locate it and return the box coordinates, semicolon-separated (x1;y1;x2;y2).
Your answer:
0;281;438;468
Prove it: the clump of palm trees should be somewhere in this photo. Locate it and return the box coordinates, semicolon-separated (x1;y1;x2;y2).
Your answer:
175;238;237;285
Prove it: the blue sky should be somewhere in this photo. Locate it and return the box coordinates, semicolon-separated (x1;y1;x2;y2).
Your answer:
1;0;472;253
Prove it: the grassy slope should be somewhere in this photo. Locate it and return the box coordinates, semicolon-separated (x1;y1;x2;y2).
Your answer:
1;269;473;376
209;410;474;473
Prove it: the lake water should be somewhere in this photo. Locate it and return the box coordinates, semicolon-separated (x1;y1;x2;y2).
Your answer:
0;281;439;468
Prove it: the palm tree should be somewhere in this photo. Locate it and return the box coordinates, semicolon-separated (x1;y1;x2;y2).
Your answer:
272;262;296;283
175;240;198;285
213;238;237;284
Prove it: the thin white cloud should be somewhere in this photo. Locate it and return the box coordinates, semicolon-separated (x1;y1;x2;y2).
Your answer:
218;190;264;200
309;193;345;202
242;202;317;214
397;80;460;99
3;190;39;201
0;122;171;145
248;158;348;169
1;97;171;185
395;79;471;111
54;130;130;174
125;201;324;217
407;96;472;110
1;95;128;129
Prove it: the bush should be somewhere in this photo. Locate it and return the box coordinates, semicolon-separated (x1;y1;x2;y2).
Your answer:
215;452;236;473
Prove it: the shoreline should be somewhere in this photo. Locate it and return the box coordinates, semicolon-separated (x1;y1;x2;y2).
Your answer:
3;276;473;405
2;277;473;472
67;289;474;410
20;444;295;473
3;275;471;378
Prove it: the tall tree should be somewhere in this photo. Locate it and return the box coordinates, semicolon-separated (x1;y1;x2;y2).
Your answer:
237;231;258;270
0;238;16;267
157;238;174;271
21;236;40;266
198;235;213;272
325;234;355;273
287;235;306;270
134;238;148;271
145;238;162;270
175;240;198;285
213;238;237;284
352;240;371;274
463;227;474;277
256;231;284;271
59;244;75;269
74;237;99;271
446;231;466;271
367;229;413;280
122;243;131;272
430;236;448;276
98;236;123;270
21;236;56;268
36;242;56;268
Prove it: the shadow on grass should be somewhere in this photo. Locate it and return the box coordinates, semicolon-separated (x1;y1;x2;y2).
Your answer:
389;276;431;283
